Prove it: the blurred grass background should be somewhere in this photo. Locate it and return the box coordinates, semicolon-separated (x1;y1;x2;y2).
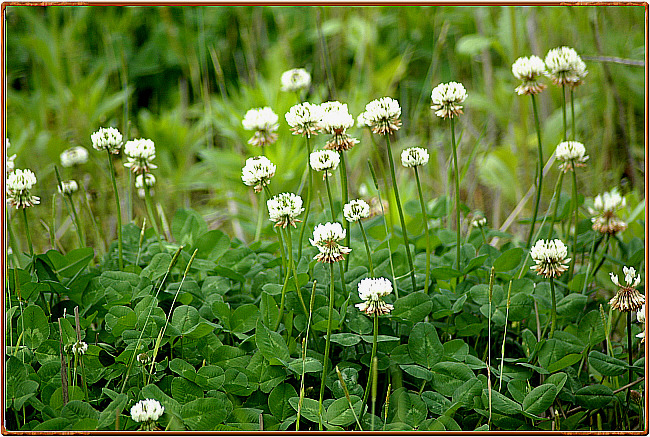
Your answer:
5;5;645;253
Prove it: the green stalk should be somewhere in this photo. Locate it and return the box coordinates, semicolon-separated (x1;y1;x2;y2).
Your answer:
336;366;362;430
384;134;416;292
67;195;85;247
7;209;22;269
371;356;378;432
319;262;336;430
273;244;293;332
561;84;567;141
264;186;286;276
254;190;265;242
414;167;431;294
297;282;317;431
546;172;565;240
499;281;512;390
297;136;313;260
626;310;633;413
526;93;544;249
549;277;557;339
570;88;576;141
21;208;33;258
284;226;310;322
568;165;579;278
361;312;379;421
581;232;600;295
591;234;612;279
106;150;123;270
450;118;461;272
143;181;163;249
358;220;374;277
339;151;351;271
324;175;347;298
80;183;106;254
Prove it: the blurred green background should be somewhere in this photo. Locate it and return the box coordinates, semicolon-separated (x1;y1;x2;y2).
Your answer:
5;5;645;252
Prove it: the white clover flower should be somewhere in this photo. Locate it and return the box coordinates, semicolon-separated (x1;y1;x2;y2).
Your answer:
545;46;588;87
60;146;89;167
362;97;402;135
135;173;156;189
241;156;276;193
58;180;79;196
71;341;88;356
530;239;571;278
137;352;150;365
343;199;370;223
555;141;589;172
590;188;627;235
319;101;358;152
281;68;311;92
130;399;164;428
400;147;429;168
309;149;340;177
610;266;644;312
471;215;487;228
285;102;324;138
267;192;304;228
242;107;279;147
355;277;394;316
512;55;547;95
6;154;16;174
431;82;468;119
6;138;10;149
91;127;123;154
124;138;157;174
356;111;370;128
310;222;351;263
637;304;645;324
7;169;40;209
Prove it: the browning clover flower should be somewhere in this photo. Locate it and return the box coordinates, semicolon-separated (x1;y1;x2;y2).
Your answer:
544;46;588;87
355;277;394;316
241;156;276;192
267;192;304;228
555;141;589;172
512;55;547;95
242;107;279;147
281;68;311;92
431;82;468;119
609;266;644;312
309;149;340;177
285;102;323;138
7;169;40;209
130;399;164;430
362;97;402;135
124;138;157;174
60;146;89;167
589;188;627;235
310;222;351;263
530;239;571;278
400;147;429;167
319;101;359;152
58;180;79;196
91;127;123;154
343;199;370;223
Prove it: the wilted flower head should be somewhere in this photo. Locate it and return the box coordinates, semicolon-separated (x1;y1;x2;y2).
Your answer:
267;192;304;228
60;146;89;167
319;101;358;152
362;97;402;135
91;127;123;154
285;103;323;138
7;169;40;209
71;341;88;356
431;82;468;119
512;55;547;95
401;147;429;168
135;173;156;189
131;399;164;429
530;239;571;278
545;46;588;87
241;156;276;193
281;68;311;92
609;266;644;312
343;199;370;223
58;180;79;196
555;141;589;172
310;222;351;263
242;107;279;147
309;149;340;177
124;138;157;174
590;188;627;235
355;277;394;316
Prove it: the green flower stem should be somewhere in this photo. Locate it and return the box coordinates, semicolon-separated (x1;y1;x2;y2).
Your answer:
106;149;123;270
319;262;336;430
143;181;163;250
254;190;265;242
526;94;544;249
297;136;313;261
549;277;557;339
570;88;576;141
450;117;462;272
581;232;600;295
358;220;374;277
7;209;22;268
384;134;416;292
546;172;565;240
284;226;310;322
21;208;33;258
324;175;347;298
414;167;431;294
591;234;612;279
264;186;286;277
274;238;293;332
568;166;579;278
361;312;379;420
68;195;86;247
626;310;633;411
339;151;350;271
80;183;106;254
561;84;567;141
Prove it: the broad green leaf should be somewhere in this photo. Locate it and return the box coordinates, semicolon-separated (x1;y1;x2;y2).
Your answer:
388;388;427;428
172;208;208;247
400;364;432;381
482;388;522;415
588;350;628;377
61;400;99;422
268;383;297;421
329;333;361;347
97;393;128;429
140;253;172;280
493;247;524;272
546;353;582;373
288;397;320;423
181;396;231;430
18;305;49;349
522;384;558;416
171;305;200;335
171;377;204;404
408;322;443;369
325;395;363;426
545;372;568;392
194;230;230;262
47;247;94;278
255;320;290;364
392;293;432;324
574;385;614;409
231;304;259;333
196;366;225;391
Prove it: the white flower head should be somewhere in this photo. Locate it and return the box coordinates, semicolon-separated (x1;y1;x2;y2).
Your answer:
309;149;340;177
60;146;89;167
319;101;358;152
431;82;468;119
470;214;487;228
355;277;394;316
242;107;279;147
71;341;88;356
310;222;351;263
555;141;589;172
512;55;547;95
401;147;429;168
610;266;644;312
6;154;16;174
130;399;164;428
285;102;324;138
590;188;627;235
241;156;276;193
135;173;156;189
343;199;370;223
545;46;588;87
530;239;571;278
91;127;123;154
357;111;370;128
637;304;645;324
363;97;402;135
267;192;304;228
7;169;40;209
124;138;157;174
281;68;311;92
58;180;79;196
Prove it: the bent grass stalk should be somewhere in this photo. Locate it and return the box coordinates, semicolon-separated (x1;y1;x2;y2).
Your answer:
450;117;462;272
526;94;544;249
297;136;313;260
336;366;362;430
414;166;431;294
371;356;378;431
73;307;89;402
135;218;147;266
318;262;336;430
275;226;310;331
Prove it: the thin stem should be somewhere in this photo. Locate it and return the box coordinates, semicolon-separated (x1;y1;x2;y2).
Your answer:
581;233;600;295
67;195;85;247
526;93;544;249
21;208;33;258
339;151;350;271
570;88;576;141
384;134;416;292
143;181;163;249
255;189;265;242
274;239;293;332
319;262;336;430
80;183;106;254
106;150;123;270
626;310;634;417
546;172;566;240
561;84;567;141
450;118;462;272
592;234;612;279
264;186;286;277
358;221;374;277
324;176;347;298
7;209;22;268
568;167;579;278
297;136;313;260
549;277;557;339
361;313;379;414
414;167;431;294
285;226;310;321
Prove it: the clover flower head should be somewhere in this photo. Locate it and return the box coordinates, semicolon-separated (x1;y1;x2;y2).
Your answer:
363;97;402;135
555;141;589;172
401;147;429;168
91;127;123;154
281;68;311;92
130;399;164;428
319;101;358;152
58;180;79;196
7;169;40;209
123;138;157;174
355;277;394;316
135;173;156;189
609;266;644;312
343;199;370;223
242;107;279;147
60;146;89;167
356;111;370;128
71;341;88;356
470;214;487;228
285;102;324;138
267;192;304;228
530;239;570;278
512;55;547;95
309;149;340;177
241;156;276;192
136;352;150;365
590;188;627;235
310;222;351;263
6;154;16;174
431;82;468;119
637;304;645;324
545;46;588;87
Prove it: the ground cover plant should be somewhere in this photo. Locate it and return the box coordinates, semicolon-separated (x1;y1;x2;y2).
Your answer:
4;4;646;432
